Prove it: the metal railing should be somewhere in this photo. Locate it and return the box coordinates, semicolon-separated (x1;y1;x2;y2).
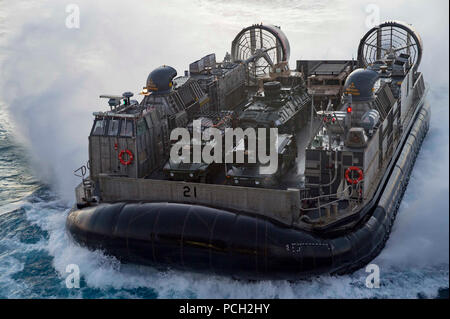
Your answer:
298;179;364;223
74;161;93;203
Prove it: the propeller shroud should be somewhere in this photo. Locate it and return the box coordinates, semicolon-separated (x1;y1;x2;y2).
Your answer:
357;21;423;72
231;24;291;81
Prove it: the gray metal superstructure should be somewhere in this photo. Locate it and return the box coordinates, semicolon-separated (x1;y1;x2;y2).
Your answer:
237;80;311;135
187;54;247;112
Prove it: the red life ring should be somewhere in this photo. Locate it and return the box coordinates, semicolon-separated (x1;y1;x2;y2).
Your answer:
119;149;134;165
345;166;363;184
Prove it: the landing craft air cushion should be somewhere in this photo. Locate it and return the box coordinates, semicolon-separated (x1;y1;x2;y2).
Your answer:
67;22;429;280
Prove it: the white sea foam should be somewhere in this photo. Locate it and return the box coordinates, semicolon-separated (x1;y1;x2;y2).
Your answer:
376;90;449;268
17;187;446;299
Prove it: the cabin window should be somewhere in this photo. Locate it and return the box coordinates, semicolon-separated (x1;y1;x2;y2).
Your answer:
326;79;340;85
92;119;106;135
120;119;134;137
107;119;120;136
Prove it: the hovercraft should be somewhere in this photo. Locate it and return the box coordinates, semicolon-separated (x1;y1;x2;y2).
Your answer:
67;21;429;280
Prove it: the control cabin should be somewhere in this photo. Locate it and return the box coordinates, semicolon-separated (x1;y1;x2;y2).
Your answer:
89;66;210;181
297;60;355;109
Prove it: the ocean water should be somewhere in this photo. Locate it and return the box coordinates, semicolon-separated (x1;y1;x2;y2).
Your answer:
0;0;448;298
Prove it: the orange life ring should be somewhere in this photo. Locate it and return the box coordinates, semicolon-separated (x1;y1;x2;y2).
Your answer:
345;166;363;184
119;149;134;165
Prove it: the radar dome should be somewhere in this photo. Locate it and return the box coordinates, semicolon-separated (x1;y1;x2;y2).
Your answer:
145;65;177;95
343;68;379;102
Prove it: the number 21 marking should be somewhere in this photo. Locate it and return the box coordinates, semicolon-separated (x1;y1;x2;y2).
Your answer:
183;186;197;198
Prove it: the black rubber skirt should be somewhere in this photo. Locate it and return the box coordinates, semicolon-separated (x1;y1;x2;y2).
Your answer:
66;201;391;280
